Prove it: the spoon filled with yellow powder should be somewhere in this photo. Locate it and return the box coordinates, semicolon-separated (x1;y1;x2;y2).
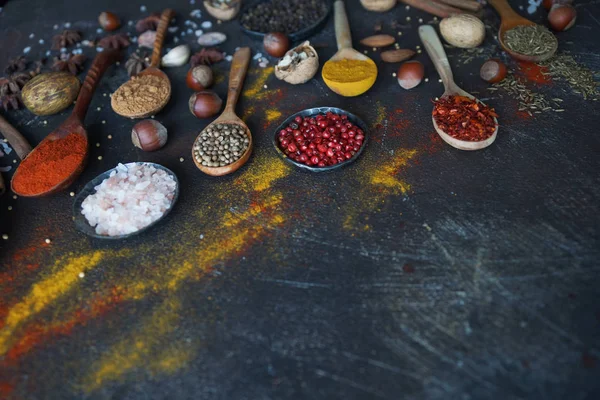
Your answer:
322;0;377;97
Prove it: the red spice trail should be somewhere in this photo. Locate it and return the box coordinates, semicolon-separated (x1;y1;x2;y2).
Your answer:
517;61;551;85
12;133;87;196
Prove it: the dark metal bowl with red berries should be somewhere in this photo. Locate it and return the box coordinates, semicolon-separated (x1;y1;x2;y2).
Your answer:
273;107;368;172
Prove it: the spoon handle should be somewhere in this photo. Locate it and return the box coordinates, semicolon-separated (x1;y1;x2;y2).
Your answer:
224;47;251;115
0;114;32;159
150;9;175;68
487;0;522;20
334;0;352;51
73;49;121;122
419;25;456;94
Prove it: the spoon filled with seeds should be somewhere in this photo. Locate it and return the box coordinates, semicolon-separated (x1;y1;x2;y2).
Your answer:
111;9;174;118
419;25;498;151
488;0;557;62
192;47;252;176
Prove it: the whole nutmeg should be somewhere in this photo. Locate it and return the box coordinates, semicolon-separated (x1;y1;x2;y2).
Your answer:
98;12;120;31
480;59;507;83
22;72;81;116
132;120;168;151
186;65;214;91
263;32;290;58
548;4;577;31
189;91;222;119
397;61;424;90
440;14;485;49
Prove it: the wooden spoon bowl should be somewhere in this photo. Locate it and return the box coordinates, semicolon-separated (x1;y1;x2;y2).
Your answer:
192;47;253;177
419;25;498;151
112;9;174;119
488;0;557;62
322;0;377;97
11;49;120;197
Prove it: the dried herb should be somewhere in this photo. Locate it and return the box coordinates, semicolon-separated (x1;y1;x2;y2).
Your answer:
541;54;599;100
1;94;22;111
190;48;224;67
52;54;87;75
125;52;150;76
136;13;160;32
489;73;563;115
4;56;27;75
98;33;130;50
503;25;557;57
432;95;498;141
52;30;82;49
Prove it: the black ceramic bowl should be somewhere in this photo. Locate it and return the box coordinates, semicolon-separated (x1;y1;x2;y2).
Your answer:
239;0;332;42
273;106;368;172
72;162;179;240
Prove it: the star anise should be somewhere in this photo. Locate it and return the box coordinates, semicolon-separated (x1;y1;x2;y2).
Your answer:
190;48;224;67
52;54;87;75
125;52;150;77
136;13;160;32
98;33;130;50
52;30;82;50
0;72;32;97
1;94;23;111
4;56;27;75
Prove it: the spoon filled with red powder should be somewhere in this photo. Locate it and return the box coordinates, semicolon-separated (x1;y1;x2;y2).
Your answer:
11;49;120;197
419;25;499;151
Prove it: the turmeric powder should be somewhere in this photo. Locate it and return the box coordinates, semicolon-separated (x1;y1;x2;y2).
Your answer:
322;59;377;83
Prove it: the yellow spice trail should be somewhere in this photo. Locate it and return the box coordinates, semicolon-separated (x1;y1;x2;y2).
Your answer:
0;251;105;355
370;149;418;195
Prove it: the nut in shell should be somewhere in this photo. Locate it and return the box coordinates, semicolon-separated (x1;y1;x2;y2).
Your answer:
360;0;396;12
161;45;190;67
275;41;319;85
440;14;485;49
203;0;241;21
22;72;81;116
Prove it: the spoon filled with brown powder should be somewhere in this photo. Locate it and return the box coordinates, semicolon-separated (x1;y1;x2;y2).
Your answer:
111;9;174;118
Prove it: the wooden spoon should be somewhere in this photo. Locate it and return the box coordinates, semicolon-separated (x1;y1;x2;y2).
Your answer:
11;49;121;197
488;0;557;62
111;9;174;119
419;25;498;151
192;47;252;177
322;0;377;97
0;113;32;196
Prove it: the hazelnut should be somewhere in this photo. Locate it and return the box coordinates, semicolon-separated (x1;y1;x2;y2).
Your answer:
397;61;424;90
548;4;577;31
187;65;214;91
480;59;507;83
98;12;121;31
263;32;290;58
189;91;223;119
132;120;168;152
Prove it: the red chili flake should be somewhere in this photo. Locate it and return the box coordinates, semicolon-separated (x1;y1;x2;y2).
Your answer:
432;95;498;142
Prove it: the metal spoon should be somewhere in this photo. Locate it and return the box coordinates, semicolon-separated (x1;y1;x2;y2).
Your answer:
488;0;557;62
111;9;174;119
192;47;253;177
322;0;377;97
419;25;498;151
11;49;121;197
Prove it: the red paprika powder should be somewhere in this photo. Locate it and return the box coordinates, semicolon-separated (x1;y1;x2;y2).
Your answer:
12;133;87;195
432;95;498;142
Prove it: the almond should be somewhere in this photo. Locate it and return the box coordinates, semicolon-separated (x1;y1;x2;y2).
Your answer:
359;34;396;48
380;49;416;63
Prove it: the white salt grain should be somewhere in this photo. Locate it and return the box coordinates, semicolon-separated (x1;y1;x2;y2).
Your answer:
81;163;177;237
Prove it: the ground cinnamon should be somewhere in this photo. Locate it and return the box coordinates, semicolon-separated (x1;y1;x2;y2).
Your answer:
12;133;87;195
110;75;170;116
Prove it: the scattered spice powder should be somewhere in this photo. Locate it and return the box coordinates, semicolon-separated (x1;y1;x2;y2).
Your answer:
432;95;498;141
111;75;170;116
12;133;87;196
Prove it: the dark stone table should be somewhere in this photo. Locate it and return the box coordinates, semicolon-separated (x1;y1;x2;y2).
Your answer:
0;0;598;399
